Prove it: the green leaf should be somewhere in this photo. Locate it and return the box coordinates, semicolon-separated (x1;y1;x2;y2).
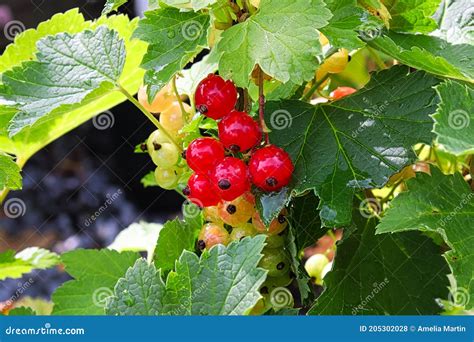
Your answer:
109;221;163;259
266;66;439;227
255;187;290;227
290;193;326;251
0;154;21;190
161;0;218;11
52;249;139;315
369;31;474;83
1;26;125;136
0;14;146;169
153;203;202;273
384;0;441;33
217;0;332;87
133;7;210;98
309;210;450;314
102;0;128;15
140;171;158;188
376;168;474;309
106;236;267;315
0;9;91;74
0;247;59;280
320;0;366;49
432;80;474;156
176;49;219;97
106;258;166;315
7;307;36;316
286;224;311;302
432;0;474;45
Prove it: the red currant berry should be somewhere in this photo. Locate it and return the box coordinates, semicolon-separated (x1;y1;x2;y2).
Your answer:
331;86;356;100
249;145;294;191
210;157;250;201
195;74;237;120
186;137;225;173
218;111;262;152
185;173;221;207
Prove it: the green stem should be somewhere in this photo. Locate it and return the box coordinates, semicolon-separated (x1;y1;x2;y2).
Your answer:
301;73;330;102
171;75;190;124
119;86;182;150
367;46;386;70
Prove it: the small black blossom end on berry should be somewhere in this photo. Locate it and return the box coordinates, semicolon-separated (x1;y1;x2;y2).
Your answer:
226;204;237;215
266;177;278;187
196;104;208;114
218;179;231;190
197;240;206;251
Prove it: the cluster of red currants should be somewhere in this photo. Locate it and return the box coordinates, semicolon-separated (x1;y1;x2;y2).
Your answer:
183;74;295;208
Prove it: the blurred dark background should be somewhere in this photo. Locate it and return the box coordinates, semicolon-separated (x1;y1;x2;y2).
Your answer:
0;0;182;302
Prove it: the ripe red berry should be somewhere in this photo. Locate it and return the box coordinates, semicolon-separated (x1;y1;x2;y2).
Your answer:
210;157;250;201
184;173;221;207
249;145;294;191
186;137;225;173
331;86;356;100
195;74;237;120
218;111;262;152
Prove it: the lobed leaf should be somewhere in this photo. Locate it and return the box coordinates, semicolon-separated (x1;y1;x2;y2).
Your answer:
217;0;332;87
106;236;267;315
377;168;474;309
266;66;440;227
309;209;449;314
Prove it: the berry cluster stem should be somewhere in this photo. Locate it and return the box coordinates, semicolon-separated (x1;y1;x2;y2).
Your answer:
119;86;182;150
257;66;270;144
172;75;190;124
